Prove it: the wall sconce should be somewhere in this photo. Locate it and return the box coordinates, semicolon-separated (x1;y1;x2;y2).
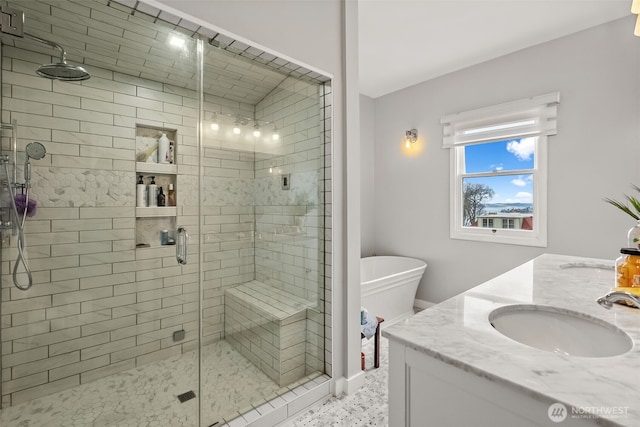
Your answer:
253;124;261;138
633;0;640;36
405;129;417;148
272;126;280;141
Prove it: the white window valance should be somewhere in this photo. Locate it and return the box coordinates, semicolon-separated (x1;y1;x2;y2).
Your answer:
441;92;560;148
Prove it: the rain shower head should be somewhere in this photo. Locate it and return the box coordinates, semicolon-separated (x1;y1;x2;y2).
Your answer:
36;62;90;81
23;32;91;81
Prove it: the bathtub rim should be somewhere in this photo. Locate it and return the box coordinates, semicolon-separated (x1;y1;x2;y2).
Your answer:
361;256;427;285
360;256;427;296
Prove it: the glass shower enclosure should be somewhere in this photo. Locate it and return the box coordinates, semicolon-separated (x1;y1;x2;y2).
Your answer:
0;1;330;425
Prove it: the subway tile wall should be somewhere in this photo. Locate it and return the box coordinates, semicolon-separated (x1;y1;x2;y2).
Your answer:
0;43;331;407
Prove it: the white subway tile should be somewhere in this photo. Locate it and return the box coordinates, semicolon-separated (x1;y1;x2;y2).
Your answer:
4;98;52;116
52;155;112;170
53;80;114;102
12;352;80;379
49;354;110;381
80;315;136;336
80;122;133;139
54;105;113;125
13;327;81;353
49;331;110;357
51;241;111;257
114;92;162;110
51;263;112;282
12;112;79;132
80;336;135;360
11;376;79;405
80;294;136;313
50;310;111;331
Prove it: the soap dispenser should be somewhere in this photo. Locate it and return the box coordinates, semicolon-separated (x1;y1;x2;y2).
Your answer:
148;176;157;207
157;187;166;207
136;175;147;207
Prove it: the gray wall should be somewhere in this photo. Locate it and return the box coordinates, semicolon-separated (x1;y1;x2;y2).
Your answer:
359;94;375;256
369;16;640;303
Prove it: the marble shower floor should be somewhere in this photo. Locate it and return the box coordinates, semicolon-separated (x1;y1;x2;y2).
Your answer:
0;340;321;427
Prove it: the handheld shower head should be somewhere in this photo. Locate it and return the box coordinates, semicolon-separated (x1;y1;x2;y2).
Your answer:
24;142;46;186
26;142;46;160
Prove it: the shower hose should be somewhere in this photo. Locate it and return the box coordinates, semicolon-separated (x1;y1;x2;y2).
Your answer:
3;162;33;291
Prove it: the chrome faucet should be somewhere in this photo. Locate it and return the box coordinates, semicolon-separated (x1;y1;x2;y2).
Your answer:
597;291;640;309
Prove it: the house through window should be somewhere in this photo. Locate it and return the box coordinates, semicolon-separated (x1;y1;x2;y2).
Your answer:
441;92;560;247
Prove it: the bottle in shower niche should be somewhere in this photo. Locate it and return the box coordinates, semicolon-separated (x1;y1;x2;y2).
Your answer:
157;187;166;207
136;175;147;207
147;176;158;207
158;133;170;164
167;183;176;206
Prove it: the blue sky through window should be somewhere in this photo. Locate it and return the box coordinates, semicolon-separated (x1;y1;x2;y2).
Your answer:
464;138;535;204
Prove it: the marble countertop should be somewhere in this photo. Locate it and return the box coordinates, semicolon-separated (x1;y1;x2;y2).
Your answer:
383;253;640;426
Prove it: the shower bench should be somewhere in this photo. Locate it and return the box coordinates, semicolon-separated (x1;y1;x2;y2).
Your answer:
224;280;315;387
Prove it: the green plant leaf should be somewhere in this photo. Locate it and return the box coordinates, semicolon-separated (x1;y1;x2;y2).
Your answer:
604;197;640;220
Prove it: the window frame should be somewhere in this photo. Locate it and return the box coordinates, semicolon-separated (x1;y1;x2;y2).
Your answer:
442;93;559;247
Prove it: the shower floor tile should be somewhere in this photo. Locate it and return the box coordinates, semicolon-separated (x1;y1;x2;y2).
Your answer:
0;340;315;427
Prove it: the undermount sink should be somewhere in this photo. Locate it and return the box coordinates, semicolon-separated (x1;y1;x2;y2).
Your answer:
489;305;633;357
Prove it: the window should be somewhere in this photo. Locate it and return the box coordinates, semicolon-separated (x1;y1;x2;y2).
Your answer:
482;218;494;228
441;92;559;247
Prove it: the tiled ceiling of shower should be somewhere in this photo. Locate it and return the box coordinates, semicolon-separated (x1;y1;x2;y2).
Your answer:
1;0;327;105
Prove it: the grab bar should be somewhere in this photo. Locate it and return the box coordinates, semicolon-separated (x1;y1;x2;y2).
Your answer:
176;226;189;265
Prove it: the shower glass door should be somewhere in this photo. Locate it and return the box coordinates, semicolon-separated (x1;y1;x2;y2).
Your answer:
199;43;328;425
0;1;329;426
0;0;201;424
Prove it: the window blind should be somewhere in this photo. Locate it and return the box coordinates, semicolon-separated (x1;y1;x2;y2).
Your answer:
441;92;560;148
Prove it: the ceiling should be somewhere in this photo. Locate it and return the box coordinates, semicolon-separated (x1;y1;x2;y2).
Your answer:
1;0;325;106
358;0;633;98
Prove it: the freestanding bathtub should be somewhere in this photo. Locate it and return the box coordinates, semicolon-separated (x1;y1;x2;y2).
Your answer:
361;256;427;326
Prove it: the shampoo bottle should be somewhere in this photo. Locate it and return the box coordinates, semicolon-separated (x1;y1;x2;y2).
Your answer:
148;176;157;207
136;175;147;207
158;133;170;164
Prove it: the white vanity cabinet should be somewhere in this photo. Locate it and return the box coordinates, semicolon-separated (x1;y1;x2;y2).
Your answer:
384;254;639;427
389;340;597;427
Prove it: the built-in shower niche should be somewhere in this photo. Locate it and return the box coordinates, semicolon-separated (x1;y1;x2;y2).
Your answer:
135;125;178;248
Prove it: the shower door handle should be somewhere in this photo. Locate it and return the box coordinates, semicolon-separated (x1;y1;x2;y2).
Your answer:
176;226;189;265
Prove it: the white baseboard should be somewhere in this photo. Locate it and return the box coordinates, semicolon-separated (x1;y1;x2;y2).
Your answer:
414;298;436;310
333;370;365;396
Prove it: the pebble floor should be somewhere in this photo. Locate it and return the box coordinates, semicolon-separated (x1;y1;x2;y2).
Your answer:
1;337;389;426
285;335;389;427
0;340;320;426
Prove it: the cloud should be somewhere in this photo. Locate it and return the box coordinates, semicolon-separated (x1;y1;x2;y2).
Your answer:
506;137;535;161
511;177;527;187
504;192;533;203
